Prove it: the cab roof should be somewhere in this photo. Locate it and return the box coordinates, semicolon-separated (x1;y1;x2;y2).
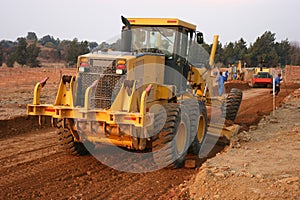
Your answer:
127;18;197;31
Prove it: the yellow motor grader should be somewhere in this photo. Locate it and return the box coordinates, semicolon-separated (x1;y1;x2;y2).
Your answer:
27;16;242;169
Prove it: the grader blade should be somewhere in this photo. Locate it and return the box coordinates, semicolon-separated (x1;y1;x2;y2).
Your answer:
207;123;240;143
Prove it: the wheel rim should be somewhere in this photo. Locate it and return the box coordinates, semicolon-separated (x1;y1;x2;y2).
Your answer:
197;114;206;143
176;121;187;155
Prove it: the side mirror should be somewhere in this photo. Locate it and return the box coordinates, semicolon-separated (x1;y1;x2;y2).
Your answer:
121;29;132;52
196;32;204;44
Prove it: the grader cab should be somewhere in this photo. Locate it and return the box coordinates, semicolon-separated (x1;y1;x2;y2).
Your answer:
27;16;242;169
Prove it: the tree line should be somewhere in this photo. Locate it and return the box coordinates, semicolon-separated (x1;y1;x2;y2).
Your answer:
95;31;300;68
203;31;300;67
0;31;300;68
0;32;98;67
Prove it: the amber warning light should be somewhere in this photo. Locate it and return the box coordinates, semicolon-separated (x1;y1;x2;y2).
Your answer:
80;57;89;67
116;60;127;75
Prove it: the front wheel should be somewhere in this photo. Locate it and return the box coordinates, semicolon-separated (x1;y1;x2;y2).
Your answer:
222;88;243;122
56;118;89;156
152;104;190;168
189;101;208;155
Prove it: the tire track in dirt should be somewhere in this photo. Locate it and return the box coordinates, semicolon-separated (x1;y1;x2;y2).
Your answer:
0;125;195;199
0;153;68;187
0;129;59;168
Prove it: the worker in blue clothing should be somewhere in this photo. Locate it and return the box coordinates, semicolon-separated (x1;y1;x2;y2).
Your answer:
275;73;283;96
216;71;224;96
224;70;229;82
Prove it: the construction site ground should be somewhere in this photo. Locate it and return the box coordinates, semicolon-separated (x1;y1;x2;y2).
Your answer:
0;67;299;199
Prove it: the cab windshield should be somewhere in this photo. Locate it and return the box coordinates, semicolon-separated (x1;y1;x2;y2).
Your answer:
119;26;210;69
131;27;176;58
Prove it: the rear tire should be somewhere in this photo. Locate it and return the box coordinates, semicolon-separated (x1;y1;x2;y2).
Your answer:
189;101;208;155
57;118;89;156
152;104;190;168
222;88;243;121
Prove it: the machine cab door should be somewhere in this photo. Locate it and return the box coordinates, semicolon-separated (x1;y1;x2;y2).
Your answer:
164;28;194;94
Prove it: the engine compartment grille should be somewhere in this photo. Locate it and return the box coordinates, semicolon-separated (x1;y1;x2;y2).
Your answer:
76;59;123;109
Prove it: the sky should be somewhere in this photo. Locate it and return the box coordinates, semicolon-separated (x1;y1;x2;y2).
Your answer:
1;0;300;46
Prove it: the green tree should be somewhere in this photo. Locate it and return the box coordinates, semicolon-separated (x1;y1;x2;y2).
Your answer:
3;42;17;67
222;38;248;66
89;41;98;50
26;32;38;41
275;39;291;67
58;40;71;52
7;53;16;68
44;42;56;48
39;35;60;47
15;37;28;66
66;38;78;66
65;39;90;66
5;38;41;68
79;41;89;55
235;38;248;62
247;31;279;67
26;42;41;67
223;42;235;65
98;41;110;51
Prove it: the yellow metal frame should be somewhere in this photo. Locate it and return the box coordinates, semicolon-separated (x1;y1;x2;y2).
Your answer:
127;18;197;30
27;75;154;128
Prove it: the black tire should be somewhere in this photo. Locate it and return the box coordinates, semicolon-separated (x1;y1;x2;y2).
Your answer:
152;104;190;168
222;88;243;121
188;100;208;155
57;118;89;156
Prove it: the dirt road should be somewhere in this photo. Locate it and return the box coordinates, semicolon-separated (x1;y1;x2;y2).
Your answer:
173;89;300;200
0;67;299;199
